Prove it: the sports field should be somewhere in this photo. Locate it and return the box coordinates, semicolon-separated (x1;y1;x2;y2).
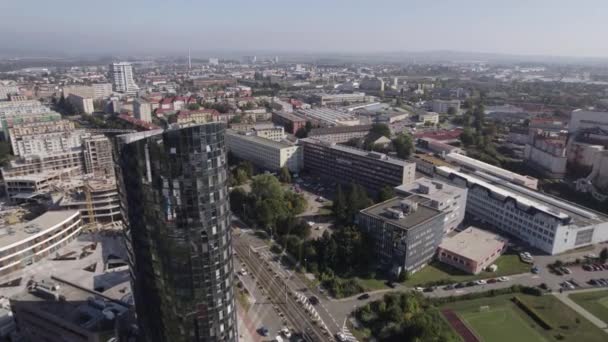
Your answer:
569;290;608;324
460;306;546;342
442;294;608;342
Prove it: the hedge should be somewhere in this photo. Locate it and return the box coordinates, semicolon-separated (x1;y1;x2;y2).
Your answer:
512;296;553;330
431;285;544;305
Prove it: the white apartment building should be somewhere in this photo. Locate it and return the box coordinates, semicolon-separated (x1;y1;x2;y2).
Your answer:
110;62;139;94
446;152;539;189
395;177;468;233
436;166;608;255
10;130;84;157
0;85;19;100
225;130;302;172
67;94;94;114
133;99;152;123
92;83;113;99
430;99;460;114
254;127;285;142
419;112;439;125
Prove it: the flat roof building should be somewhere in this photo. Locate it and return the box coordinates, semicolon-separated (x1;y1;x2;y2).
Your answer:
308;124;372;143
435;166;608;255
300;138;416;194
0;211;83;277
295;108;360;127
272;111;306;134
437;227;508;274
445;152;539;189
357;197;446;274
395;177;467;233
225;130;302;172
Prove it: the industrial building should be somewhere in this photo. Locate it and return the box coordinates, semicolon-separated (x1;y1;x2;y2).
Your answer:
429;99;460;114
524;133;568;178
225;129;302;172
0;211;83;277
395;177;467;233
435;166;608;255
445;152;539;189
437;227;508;274
300;138;416;194
308;124;372;143
115;124;237;342
271;111;306;134
311;92;371;106
357;197;446;274
295;108;360;127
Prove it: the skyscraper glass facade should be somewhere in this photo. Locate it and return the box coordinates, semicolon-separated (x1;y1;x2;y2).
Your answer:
115;123;236;342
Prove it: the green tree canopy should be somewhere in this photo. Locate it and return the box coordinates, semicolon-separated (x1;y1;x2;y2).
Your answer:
279;167;292;183
392;133;414;159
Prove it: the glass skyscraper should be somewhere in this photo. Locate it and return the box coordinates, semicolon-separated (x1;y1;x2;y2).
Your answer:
114;123;237;342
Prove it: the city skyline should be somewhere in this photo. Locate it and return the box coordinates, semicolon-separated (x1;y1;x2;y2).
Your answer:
2;0;608;58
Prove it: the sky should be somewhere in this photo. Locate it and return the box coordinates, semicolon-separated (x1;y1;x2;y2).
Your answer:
1;0;608;58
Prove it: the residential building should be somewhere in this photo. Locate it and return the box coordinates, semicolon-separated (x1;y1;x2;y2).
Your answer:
437;227;508;274
0;211;83;277
395;177;467;233
9;129;84;157
308;125;372;143
62;85;95;98
92;83;113;99
252;126;285;142
225;130;302;172
435;166;608;255
67;93;94;114
445;152;539;189
114;124;237;342
357;197;446;274
192;77;235;88
272;111;305;134
312;92;370;106
58;178;120;223
0;84;19;100
133;99;152;123
175;109;219;125
3;168;81;200
524;133;568;178
295;108;360;127
272;97;294;113
300;138;416;194
10;277;128;342
430;99;460;114
0;100;62;140
1;151;84;179
110;62;139;94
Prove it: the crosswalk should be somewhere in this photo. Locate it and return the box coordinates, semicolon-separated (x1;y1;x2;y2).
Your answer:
341;327;357;341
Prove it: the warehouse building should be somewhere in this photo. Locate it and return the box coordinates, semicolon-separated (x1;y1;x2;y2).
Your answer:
437;227;508;274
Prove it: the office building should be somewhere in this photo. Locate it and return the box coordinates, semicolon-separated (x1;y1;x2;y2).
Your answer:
445;152;539;189
115;124;237;342
430;99;460;114
0;211;83;277
272;111;305;134
395;177;467;233
357;197;446;274
295;108;360;127
435;166;608;255
133;99;152;123
83;134;114;177
437;227;508;274
225;130;302;172
67;93;94;114
10;277;128;342
308;124;372;143
110;62;139;94
300;138;416;194
410;153;455;176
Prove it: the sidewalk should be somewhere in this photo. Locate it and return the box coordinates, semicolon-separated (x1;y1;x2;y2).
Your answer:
552;292;608;331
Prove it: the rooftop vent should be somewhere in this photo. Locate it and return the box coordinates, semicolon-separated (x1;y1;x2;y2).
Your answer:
400;200;418;214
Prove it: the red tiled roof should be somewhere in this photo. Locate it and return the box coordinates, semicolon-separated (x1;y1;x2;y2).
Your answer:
118;114;160;130
415;129;463;141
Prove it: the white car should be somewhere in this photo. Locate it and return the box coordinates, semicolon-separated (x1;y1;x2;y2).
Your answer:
497;276;510;282
475;280;487;285
280;327;292;338
414;287;424;292
336;332;347;342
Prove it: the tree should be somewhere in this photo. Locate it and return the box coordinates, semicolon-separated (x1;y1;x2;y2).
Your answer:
233;168;248;185
447;107;457;115
238;161;253;178
460;127;475;146
378;186;395;203
295;127;308;138
392;133;414;159
251;174;283;201
332;185;348;224
0;141;11;165
187;103;200;110
229;188;248;216
370;123;391;139
279;167;292;183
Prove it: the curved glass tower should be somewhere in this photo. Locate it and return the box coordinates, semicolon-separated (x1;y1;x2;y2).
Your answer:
115;123;237;342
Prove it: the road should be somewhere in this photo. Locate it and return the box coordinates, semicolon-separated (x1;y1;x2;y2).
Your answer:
233;233;333;342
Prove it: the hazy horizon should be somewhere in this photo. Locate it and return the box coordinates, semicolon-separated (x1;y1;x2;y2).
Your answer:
2;0;608;59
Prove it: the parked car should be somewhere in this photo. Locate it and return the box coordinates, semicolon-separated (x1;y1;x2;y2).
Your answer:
562;267;572;274
444;284;455;290
357;293;370;300
414;287;424;292
466;281;477;287
487;278;497;284
308;296;319;305
258;327;270;337
423;287;435;293
475;279;487;285
455;283;465;289
336;332;347;342
497;276;510;282
531;266;540;274
281;327;292;338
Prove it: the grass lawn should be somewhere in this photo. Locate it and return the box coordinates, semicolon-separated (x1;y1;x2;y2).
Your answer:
442;294;607;342
355;276;389;291
405;253;531;287
569;290;608;324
